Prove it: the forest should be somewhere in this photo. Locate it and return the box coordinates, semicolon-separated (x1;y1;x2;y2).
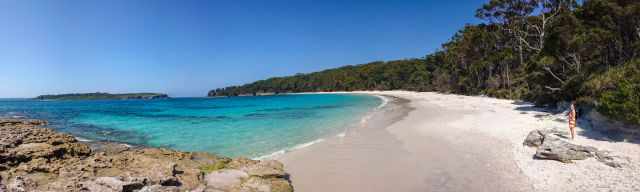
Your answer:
209;0;640;125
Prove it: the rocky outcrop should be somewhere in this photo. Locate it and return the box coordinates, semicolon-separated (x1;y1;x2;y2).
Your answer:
524;129;631;167
534;135;598;163
0;119;293;192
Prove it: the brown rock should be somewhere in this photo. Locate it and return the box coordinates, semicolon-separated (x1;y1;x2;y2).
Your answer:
0;119;293;192
243;160;287;178
204;170;249;191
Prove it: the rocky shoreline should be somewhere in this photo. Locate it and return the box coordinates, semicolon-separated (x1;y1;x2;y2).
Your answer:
0;119;293;192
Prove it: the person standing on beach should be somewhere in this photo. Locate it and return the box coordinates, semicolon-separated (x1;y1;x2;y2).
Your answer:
568;101;577;140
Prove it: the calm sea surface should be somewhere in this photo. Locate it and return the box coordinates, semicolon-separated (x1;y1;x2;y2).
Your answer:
0;94;380;158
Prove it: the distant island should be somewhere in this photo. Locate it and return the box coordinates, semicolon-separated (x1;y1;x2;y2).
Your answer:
35;92;169;100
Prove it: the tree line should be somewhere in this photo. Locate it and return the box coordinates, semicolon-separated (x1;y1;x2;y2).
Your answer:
210;0;640;125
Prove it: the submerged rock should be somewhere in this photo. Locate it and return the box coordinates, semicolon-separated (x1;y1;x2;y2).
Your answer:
0;118;293;192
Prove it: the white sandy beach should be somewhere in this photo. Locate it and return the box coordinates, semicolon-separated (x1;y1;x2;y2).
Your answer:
276;91;640;192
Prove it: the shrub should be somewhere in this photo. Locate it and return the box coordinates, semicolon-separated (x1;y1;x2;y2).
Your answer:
595;60;640;125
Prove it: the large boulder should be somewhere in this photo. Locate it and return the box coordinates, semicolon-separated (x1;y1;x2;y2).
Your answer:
523;130;546;147
523;129;569;147
524;128;635;167
534;135;598;163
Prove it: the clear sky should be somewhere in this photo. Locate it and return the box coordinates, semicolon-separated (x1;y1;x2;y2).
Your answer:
0;0;485;98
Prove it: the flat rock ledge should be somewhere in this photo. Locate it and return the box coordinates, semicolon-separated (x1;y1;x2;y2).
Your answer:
0;119;293;192
523;129;631;168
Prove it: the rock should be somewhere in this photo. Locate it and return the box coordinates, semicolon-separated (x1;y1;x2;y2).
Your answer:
82;177;147;192
238;177;272;192
87;141;131;155
204;170;249;191
269;178;295;192
159;177;181;186
523;130;545;147
0;119;47;126
534;135;598;163
524;129;570;147
595;150;631;168
238;177;294;192
7;176;36;192
243;160;287;178
137;184;180;192
524;128;635;167
0;118;293;192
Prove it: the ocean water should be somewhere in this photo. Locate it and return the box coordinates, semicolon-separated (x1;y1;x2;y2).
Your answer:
0;94;381;158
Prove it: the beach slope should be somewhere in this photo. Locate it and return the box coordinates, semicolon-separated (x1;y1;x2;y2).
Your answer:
278;91;640;192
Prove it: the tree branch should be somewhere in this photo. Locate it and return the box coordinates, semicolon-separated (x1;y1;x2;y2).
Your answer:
545;86;562;92
558;53;581;73
544;66;566;84
517;35;542;51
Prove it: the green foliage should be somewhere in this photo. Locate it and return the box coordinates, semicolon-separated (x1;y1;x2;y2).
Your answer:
209;59;430;96
35;92;169;100
595;60;640;125
210;0;640;125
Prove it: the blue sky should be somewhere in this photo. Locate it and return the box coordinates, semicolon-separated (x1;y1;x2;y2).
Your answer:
0;0;485;98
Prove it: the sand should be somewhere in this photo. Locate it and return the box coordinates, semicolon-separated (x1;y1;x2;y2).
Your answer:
275;91;640;192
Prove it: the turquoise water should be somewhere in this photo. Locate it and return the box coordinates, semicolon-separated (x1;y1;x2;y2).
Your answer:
0;94;380;157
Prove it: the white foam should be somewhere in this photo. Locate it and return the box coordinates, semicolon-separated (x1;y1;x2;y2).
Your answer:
254;94;388;160
253;138;325;160
375;95;389;110
75;137;92;142
292;138;324;150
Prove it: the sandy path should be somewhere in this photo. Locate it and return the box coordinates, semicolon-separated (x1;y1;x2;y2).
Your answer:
277;93;532;192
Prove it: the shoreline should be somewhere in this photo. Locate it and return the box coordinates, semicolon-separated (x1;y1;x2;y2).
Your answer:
4;91;639;191
255;93;393;160
278;91;640;192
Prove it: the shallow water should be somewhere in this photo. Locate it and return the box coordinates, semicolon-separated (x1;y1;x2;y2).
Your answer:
0;94;380;157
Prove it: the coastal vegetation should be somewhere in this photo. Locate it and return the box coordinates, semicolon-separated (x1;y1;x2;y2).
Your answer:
210;0;640;126
35;92;169;100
